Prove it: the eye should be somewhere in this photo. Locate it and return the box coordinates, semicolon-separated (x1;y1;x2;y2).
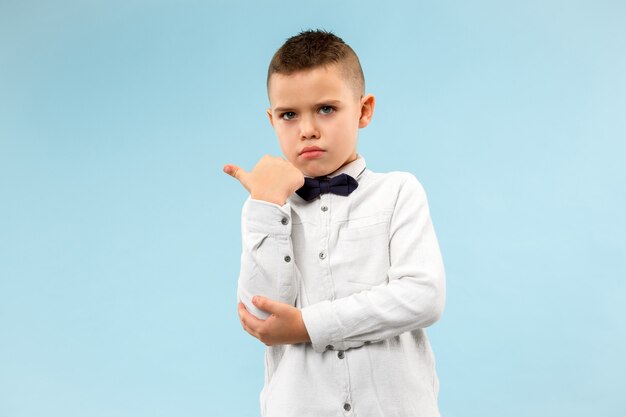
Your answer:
281;111;296;120
319;106;335;115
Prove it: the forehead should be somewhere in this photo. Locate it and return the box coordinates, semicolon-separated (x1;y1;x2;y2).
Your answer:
268;65;355;107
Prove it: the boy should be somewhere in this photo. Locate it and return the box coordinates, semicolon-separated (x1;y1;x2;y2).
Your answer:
224;30;445;417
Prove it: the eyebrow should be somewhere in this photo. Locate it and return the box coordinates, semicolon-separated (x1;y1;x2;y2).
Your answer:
273;99;342;113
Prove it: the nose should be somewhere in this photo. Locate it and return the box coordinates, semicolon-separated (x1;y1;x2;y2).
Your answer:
299;115;320;140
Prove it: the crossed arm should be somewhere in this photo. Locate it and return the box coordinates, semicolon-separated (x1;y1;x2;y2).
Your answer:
224;156;445;350
237;296;310;346
224;156;310;346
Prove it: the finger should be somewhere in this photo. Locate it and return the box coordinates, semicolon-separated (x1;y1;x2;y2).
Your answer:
223;164;248;181
252;296;283;315
224;164;251;193
241;316;263;340
239;301;266;330
238;301;253;315
238;304;259;337
238;302;247;325
238;302;253;323
242;323;256;338
223;164;240;178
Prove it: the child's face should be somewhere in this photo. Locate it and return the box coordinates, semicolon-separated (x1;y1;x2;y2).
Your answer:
267;64;374;178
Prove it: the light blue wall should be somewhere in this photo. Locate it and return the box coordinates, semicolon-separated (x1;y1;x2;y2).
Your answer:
1;1;624;416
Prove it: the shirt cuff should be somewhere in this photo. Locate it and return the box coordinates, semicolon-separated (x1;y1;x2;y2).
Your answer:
301;300;346;353
243;198;292;235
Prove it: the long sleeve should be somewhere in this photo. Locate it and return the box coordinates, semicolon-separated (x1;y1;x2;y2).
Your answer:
249;159;444;416
301;174;446;353
237;197;298;319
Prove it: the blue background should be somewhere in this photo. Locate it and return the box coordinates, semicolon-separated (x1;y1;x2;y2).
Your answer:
1;1;625;416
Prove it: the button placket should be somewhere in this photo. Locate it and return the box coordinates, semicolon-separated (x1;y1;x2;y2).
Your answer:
319;198;329;261
280;217;291;264
317;193;334;299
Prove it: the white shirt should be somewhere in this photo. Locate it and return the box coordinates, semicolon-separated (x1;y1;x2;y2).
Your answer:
237;156;446;417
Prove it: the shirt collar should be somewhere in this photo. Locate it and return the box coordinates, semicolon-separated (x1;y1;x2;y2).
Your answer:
313;154;367;181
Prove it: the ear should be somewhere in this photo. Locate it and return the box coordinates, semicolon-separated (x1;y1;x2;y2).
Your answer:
266;108;274;127
358;94;375;128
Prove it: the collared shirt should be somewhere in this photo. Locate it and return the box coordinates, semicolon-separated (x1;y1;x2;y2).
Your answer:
237;156;446;417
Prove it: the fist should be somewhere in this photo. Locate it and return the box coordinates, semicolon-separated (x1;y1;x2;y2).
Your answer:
224;155;305;205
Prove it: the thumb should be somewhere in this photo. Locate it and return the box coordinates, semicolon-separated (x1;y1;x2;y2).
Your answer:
252;296;282;315
223;164;250;190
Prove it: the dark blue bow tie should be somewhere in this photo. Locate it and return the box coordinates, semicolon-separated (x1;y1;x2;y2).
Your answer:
295;173;358;202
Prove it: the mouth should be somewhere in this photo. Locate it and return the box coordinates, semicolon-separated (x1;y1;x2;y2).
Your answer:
299;146;324;155
299;146;325;160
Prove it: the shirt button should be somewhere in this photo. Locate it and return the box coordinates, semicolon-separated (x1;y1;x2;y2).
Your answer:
326;344;334;350
321;205;328;212
284;255;291;263
343;403;351;411
281;217;289;225
319;251;326;260
337;351;345;359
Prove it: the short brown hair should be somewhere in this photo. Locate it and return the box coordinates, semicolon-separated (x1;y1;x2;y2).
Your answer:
267;30;365;96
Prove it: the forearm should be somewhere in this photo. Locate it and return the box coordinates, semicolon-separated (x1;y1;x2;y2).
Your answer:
302;262;445;352
237;197;298;319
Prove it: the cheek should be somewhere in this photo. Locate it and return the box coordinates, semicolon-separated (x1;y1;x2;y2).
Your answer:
321;116;344;133
276;130;297;153
328;116;357;139
276;123;297;138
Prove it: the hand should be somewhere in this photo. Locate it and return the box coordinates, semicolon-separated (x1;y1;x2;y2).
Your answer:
238;296;311;346
224;155;305;205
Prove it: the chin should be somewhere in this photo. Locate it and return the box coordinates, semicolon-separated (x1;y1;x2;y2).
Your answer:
305;167;336;178
300;165;324;177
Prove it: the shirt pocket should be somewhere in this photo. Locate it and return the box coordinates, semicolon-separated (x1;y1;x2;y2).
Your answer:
336;216;391;286
340;221;389;240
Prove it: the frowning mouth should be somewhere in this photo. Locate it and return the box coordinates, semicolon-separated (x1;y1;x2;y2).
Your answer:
299;146;325;159
299;146;324;155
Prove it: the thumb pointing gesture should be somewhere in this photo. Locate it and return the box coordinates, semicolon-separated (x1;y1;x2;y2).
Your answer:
223;155;304;205
223;164;251;193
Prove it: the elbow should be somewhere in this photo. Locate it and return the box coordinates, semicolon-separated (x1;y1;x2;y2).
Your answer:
423;293;445;327
414;277;446;328
391;280;446;330
425;266;446;326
